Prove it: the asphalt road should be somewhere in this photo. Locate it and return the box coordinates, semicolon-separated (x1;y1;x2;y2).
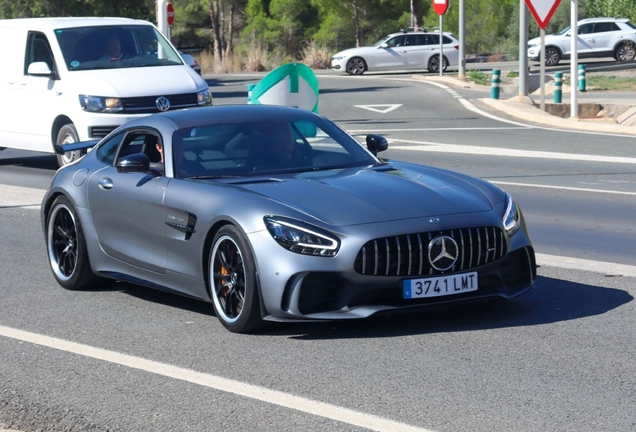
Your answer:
1;72;635;432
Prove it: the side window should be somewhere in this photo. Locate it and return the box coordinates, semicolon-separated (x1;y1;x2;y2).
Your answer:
406;35;427;46
25;32;55;74
426;34;440;45
592;22;618;33
117;131;162;164
385;36;405;48
578;24;594;34
442;36;454;44
96;133;125;165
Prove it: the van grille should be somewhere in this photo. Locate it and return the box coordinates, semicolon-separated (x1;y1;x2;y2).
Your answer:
120;93;199;113
354;226;506;276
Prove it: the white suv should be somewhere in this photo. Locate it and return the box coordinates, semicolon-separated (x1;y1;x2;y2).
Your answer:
331;29;459;75
528;17;636;66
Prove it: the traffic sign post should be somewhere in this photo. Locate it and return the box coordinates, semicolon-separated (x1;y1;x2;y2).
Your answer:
432;0;450;77
524;0;563;110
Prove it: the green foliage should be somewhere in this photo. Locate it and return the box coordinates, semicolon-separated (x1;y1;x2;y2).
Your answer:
506;70;519;78
467;69;488;85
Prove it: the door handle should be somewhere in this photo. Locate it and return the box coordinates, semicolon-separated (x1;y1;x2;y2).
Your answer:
98;178;113;190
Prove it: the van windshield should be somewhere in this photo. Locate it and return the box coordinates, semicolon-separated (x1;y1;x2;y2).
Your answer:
54;25;184;71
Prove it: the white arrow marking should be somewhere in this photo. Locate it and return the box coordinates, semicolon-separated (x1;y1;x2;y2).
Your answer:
354;104;402;114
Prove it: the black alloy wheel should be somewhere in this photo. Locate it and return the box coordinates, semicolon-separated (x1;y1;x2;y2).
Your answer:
210;225;261;333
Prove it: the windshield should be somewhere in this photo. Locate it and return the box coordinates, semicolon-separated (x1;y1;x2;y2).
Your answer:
557;26;571;35
372;36;391;47
55;25;183;71
172;117;378;179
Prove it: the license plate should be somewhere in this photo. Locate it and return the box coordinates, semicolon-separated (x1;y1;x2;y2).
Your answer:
403;272;478;299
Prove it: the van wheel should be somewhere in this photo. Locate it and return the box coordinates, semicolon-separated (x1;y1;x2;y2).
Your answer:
56;124;84;167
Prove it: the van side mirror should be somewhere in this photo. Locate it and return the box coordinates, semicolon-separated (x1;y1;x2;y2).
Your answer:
27;61;55;77
366;134;389;155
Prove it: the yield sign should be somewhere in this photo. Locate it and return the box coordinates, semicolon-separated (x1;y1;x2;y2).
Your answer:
355;104;402;114
525;0;562;29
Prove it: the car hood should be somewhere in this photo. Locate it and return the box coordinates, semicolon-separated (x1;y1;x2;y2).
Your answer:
528;34;561;45
224;164;501;226
60;66;205;96
333;46;382;58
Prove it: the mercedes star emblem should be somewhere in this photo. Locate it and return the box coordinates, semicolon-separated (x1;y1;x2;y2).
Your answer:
428;235;459;271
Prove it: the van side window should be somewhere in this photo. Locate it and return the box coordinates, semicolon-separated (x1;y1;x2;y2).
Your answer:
25;32;55;74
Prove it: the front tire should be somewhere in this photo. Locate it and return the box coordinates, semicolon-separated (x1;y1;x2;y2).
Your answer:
46;195;100;290
427;55;448;73
616;41;636;62
346;57;366;75
56;124;84;167
209;225;262;333
544;47;561;66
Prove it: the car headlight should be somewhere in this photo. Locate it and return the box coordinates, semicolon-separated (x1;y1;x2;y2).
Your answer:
264;217;340;257
528;43;538;48
197;88;213;106
503;193;520;236
79;95;123;113
332;55;345;61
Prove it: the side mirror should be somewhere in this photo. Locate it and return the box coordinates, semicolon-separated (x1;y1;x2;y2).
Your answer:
27;61;55;78
380;43;389;49
117;153;151;173
366;134;389;155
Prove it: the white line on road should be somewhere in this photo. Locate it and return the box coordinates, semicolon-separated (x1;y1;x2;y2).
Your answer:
0;325;433;432
389;141;636;164
348;127;530;132
536;254;636;278
492;181;636;196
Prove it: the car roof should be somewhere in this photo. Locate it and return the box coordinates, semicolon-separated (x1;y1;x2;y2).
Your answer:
386;30;456;38
148;105;322;129
578;17;630;23
0;17;151;29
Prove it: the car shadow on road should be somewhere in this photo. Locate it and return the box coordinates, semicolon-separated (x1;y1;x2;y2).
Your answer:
266;275;634;339
106;274;632;339
0;154;59;170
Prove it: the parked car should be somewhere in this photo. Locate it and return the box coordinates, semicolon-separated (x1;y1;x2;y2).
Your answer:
528;17;636;66
180;52;201;75
42;105;536;333
0;17;211;167
331;29;459;75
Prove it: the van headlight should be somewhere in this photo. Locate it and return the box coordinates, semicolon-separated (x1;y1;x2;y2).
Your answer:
79;95;123;113
197;88;212;106
503;193;520;236
265;217;340;257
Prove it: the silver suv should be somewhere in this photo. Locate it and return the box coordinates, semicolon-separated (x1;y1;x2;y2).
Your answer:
528;17;636;65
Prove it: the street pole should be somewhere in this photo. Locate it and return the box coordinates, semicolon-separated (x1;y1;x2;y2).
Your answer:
157;0;168;38
411;0;415;29
570;0;578;118
459;0;466;77
540;29;545;110
518;0;528;96
439;15;444;76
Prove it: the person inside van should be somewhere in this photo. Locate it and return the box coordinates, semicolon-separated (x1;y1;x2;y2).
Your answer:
100;36;124;61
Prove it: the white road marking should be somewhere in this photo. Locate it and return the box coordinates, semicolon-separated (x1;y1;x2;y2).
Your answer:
389;141;636;164
0;325;433;432
348;127;530;132
491;181;636;196
536;254;636;278
355;104;403;114
0;184;45;209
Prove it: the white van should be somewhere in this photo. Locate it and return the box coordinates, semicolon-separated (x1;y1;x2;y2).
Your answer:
0;17;212;166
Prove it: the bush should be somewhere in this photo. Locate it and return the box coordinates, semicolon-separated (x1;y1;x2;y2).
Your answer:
467;70;488;85
301;41;331;69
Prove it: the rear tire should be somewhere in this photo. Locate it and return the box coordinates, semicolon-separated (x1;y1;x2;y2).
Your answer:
209;225;262;333
616;41;636;62
46;195;100;290
427;55;448;73
56;124;84;167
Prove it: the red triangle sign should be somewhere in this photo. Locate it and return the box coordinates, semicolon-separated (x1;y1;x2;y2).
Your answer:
525;0;562;29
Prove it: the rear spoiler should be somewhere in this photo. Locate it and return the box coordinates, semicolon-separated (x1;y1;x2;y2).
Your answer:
53;139;100;155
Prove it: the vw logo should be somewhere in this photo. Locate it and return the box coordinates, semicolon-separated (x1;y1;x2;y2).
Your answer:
156;96;171;112
428;235;459;271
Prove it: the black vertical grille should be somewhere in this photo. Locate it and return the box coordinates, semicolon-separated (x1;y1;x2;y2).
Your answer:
354;227;506;276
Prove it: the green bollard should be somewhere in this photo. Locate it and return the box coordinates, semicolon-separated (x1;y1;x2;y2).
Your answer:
247;83;255;104
578;64;586;92
554;72;562;104
490;69;501;99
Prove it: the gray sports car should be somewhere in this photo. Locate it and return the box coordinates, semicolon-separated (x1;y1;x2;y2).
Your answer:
42;105;536;333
